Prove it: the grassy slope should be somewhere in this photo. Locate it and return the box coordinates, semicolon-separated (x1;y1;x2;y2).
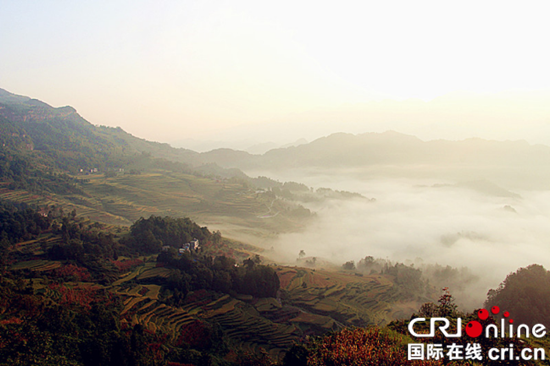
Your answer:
0;170;310;244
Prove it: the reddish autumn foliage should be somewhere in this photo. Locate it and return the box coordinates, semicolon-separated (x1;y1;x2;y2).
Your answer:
176;320;212;350
47;283;100;311
53;264;91;281
111;258;143;271
1;291;44;320
147;341;165;361
307;327;443;366
0;317;22;325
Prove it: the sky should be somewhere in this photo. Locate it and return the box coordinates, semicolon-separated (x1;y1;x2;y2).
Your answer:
2;1;550;145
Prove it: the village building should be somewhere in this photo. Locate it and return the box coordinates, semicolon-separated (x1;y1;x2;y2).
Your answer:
178;238;200;254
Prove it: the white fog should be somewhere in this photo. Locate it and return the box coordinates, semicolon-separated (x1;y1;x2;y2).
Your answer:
244;168;550;310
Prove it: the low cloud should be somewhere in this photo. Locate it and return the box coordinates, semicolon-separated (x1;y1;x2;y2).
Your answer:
267;176;550;310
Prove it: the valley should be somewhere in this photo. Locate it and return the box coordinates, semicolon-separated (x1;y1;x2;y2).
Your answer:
2;88;550;365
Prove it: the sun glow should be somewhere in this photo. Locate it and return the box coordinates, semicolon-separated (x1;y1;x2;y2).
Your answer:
1;1;550;142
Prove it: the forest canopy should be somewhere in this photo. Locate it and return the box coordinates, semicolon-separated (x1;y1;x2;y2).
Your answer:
485;264;550;327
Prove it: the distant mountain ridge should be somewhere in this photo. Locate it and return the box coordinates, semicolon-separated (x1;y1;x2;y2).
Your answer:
196;130;550;171
0;87;240;176
3;87;550;190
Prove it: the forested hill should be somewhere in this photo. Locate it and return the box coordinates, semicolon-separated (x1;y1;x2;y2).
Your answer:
0;87;268;199
0;88;241;177
0;87;346;233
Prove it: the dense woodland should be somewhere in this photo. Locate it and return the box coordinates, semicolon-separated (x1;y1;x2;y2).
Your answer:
126;215;280;300
486;264;550;328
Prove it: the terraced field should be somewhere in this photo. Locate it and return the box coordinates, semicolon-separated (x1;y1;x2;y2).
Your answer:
0;182;134;226
5;222;420;361
9;250;423;362
136;266;172;281
0;184;44;205
82;172;265;222
211;300;300;359
10;259;62;271
276;267;416;326
113;264;419;359
111;261;157;286
43;171;308;244
114;279;302;360
0;168;309;240
117;280;198;337
9;234;59;256
108;262;388;359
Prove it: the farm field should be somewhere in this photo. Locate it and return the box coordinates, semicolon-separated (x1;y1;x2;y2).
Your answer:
0;198;437;363
83;172;268;223
8;238;425;349
0;182;134;226
105;262;429;359
109;263;304;359
9;253;417;360
4;170;311;247
276;267;424;327
11;259;62;272
0;169;314;247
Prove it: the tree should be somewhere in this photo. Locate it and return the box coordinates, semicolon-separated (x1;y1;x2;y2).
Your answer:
212;271;232;293
0;236;10;273
283;344;309;366
437;287;457;317
413;288;458;318
213;256;235;271
212;230;222;244
342;261;355;271
485;264;550;327
417;302;438;318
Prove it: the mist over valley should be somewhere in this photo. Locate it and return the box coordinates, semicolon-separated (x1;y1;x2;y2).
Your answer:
2;85;550;364
208;133;550;310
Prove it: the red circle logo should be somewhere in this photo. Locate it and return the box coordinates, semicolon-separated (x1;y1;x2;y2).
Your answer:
465;321;483;337
478;308;489;320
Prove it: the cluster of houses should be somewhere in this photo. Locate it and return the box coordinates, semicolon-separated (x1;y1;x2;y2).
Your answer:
77;168;125;174
162;239;200;255
179;239;200;254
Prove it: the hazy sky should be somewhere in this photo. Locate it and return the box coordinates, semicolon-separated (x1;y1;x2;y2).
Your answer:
2;1;550;144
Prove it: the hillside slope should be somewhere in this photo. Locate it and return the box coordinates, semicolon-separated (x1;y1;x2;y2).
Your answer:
0;88;355;242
